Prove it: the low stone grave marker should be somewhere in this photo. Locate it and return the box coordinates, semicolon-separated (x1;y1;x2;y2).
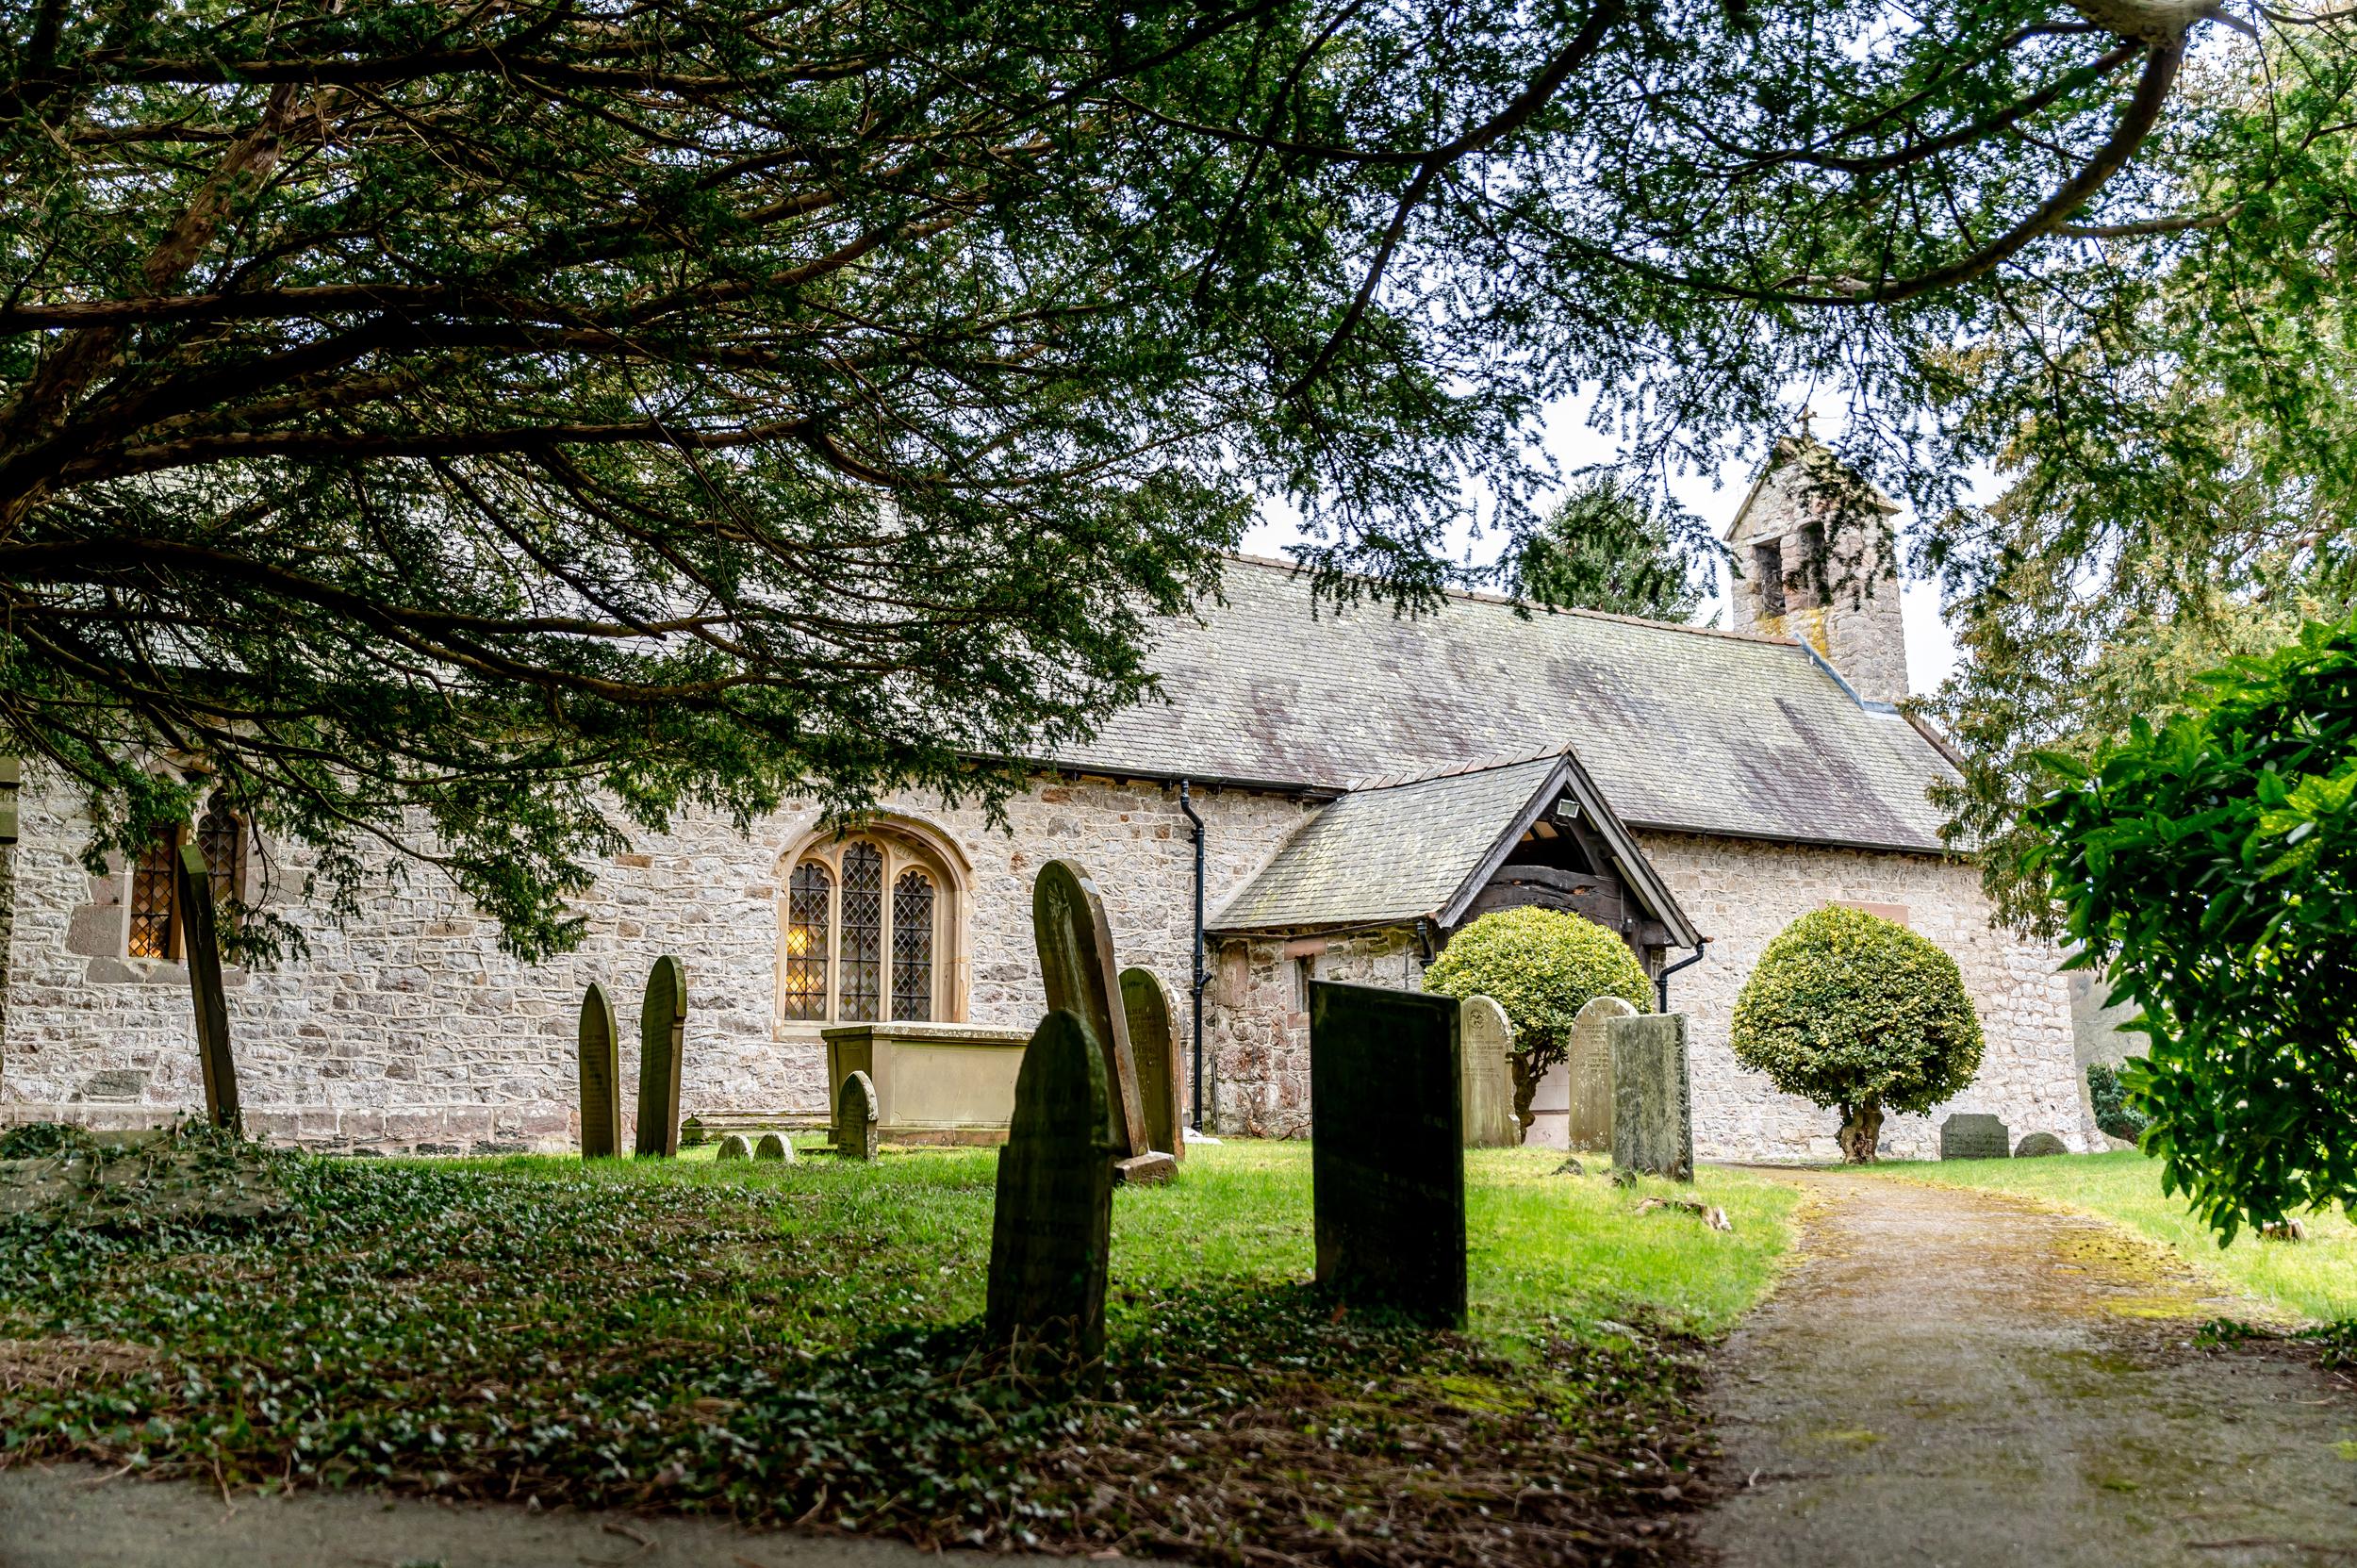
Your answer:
173;842;240;1133
756;1132;793;1163
835;1070;879;1161
984;1010;1113;1375
577;982;622;1159
1609;1014;1692;1180
716;1133;752;1161
1034;860;1172;1184
1568;996;1636;1155
679;1115;707;1147
2015;1131;2067;1158
1940;1114;2010;1161
1309;981;1466;1327
1119;966;1184;1165
633;955;687;1158
1459;996;1520;1147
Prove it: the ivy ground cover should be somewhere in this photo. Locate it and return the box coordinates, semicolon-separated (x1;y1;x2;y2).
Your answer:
0;1133;1796;1566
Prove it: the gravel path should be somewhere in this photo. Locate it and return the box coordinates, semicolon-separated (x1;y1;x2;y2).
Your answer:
1694;1173;2357;1568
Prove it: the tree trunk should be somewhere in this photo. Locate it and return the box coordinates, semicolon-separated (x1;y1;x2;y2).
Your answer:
1837;1098;1884;1164
1509;1051;1545;1144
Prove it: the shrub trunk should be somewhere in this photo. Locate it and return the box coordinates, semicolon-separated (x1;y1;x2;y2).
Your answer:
1509;1051;1546;1143
1837;1098;1884;1164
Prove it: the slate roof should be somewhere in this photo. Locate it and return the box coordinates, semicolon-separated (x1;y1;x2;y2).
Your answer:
1211;751;1703;942
1053;555;1957;853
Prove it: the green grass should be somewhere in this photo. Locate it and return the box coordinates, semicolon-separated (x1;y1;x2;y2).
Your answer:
1871;1150;2357;1324
0;1130;1799;1565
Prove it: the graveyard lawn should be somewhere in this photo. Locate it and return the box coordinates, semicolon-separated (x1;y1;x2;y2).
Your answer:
0;1132;1797;1567
1871;1151;2357;1326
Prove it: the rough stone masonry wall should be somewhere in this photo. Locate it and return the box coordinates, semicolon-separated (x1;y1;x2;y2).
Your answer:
0;765;1311;1152
1203;929;1426;1138
1637;830;2096;1159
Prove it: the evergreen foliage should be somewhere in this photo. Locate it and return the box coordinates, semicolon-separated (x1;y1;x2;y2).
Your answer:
1423;907;1652;1135
2085;1062;2148;1143
1512;476;1711;623
2027;618;2357;1241
1730;907;1984;1163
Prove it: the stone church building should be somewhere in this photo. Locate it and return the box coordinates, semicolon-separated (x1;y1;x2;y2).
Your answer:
0;441;2097;1159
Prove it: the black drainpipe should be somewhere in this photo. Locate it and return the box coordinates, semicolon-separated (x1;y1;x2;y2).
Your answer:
1656;937;1708;1013
1179;780;1210;1131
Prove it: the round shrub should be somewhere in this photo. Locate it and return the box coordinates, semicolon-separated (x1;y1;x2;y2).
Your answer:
1730;906;1984;1163
1422;906;1653;1138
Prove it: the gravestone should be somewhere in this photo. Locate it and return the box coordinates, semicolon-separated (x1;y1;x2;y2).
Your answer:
835;1070;879;1161
633;955;687;1158
1568;995;1636;1155
1459;996;1520;1147
716;1133;752;1161
1309;981;1466;1327
577;982;622;1159
756;1132;793;1163
984;1010;1114;1374
2015;1131;2067;1159
1940;1114;2010;1161
1119;966;1184;1165
1609;1014;1692;1181
171;843;240;1133
679;1115;707;1147
1032;861;1172;1184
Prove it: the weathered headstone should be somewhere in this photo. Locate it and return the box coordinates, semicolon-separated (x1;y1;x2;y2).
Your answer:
679;1115;707;1147
633;955;687;1158
1119;966;1184;1165
755;1132;794;1163
1459;996;1520;1147
577;982;622;1159
1309;981;1466;1327
1567;995;1636;1155
2015;1131;2067;1159
1940;1113;2010;1161
716;1133;752;1161
986;1009;1115;1375
1033;861;1172;1184
1609;1014;1692;1181
173;842;239;1133
834;1070;879;1161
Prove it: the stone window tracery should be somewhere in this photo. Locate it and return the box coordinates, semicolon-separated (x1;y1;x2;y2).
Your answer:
779;830;956;1027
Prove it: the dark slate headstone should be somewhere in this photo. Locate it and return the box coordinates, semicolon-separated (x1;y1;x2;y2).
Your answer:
755;1132;793;1163
1119;966;1184;1165
984;1010;1114;1374
1609;1014;1692;1181
2015;1131;2068;1159
716;1133;752;1161
578;982;622;1159
835;1070;879;1161
1940;1114;2010;1161
633;955;686;1158
1033;861;1171;1185
1309;981;1466;1328
173;842;239;1133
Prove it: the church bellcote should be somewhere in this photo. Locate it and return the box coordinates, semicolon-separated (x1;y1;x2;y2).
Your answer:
1722;435;1909;706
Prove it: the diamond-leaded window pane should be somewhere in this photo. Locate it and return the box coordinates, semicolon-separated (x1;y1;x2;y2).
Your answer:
783;860;832;1021
127;833;177;959
891;868;934;1021
839;843;882;1023
196;795;244;913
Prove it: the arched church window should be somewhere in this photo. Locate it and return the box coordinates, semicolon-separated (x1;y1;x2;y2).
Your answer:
125;792;249;960
780;831;958;1027
127;835;178;959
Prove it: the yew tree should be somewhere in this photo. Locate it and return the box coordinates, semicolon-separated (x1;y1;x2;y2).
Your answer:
2;0;2336;957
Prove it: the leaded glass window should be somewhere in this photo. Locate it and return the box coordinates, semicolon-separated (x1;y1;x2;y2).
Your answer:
196;795;245;912
891;868;934;1021
839;842;883;1023
127;834;177;959
783;860;832;1021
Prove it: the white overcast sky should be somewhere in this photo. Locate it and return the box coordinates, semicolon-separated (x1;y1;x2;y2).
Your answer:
1238;393;1969;696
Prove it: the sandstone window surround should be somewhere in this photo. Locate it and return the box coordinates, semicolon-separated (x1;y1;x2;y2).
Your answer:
776;822;967;1032
124;793;250;960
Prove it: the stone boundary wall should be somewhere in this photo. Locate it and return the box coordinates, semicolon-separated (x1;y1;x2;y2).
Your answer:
0;766;1310;1154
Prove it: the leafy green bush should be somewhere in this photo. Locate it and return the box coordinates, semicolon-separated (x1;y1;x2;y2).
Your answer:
1422;906;1653;1138
2085;1062;2148;1143
1729;907;1984;1163
2027;617;2357;1241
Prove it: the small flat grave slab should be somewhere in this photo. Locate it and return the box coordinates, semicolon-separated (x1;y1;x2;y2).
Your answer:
1309;981;1466;1328
2015;1131;2067;1158
1941;1114;2010;1161
1610;1014;1692;1180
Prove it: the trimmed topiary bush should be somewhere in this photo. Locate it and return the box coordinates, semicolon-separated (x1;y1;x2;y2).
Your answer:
1731;906;1984;1164
1422;906;1653;1138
